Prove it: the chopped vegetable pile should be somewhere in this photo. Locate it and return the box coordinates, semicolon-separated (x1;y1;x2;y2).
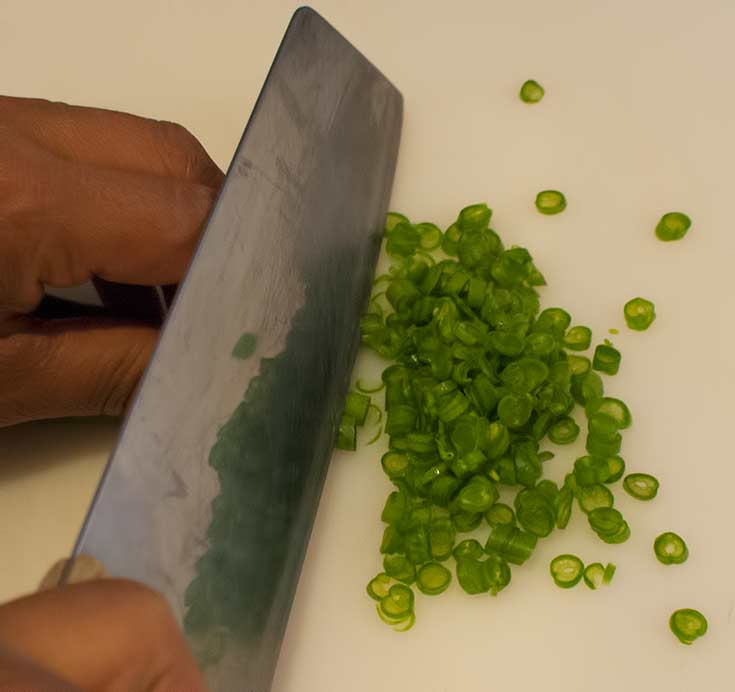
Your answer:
337;201;707;644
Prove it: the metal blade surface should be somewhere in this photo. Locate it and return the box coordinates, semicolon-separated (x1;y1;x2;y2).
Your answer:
71;8;402;690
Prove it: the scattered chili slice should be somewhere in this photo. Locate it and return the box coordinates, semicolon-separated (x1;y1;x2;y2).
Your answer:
564;326;592;351
535;190;567;215
550;554;584;588
602;562;616;585
624;297;656;331
623;473;659;501
593;344;621;375
654;532;689;565
583;562;605;590
656;212;691;242
367;573;392;601
520;79;545;103
669;608;707;645
416;562;452;595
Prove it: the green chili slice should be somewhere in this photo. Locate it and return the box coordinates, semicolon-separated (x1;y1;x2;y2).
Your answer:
576;483;614;514
535;190;567;215
485;502;516;527
654;532;689;565
383;554;416;584
336;415;357;451
623;473;659;501
550;554;584;588
367;573;392;601
564;326;592;351
548;416;580;445
344;392;371;426
416;562;452;595
456;557;490;595
385;211;410;233
452;538;485;561
602;562;616;585
520;79;544;103
567;355;591;377
669;608;707;645
605;455;626;483
656;212;691;242
593;344;621;375
588;507;624;536
585;397;632;429
379;583;415;619
416;222;443;251
583;562;605;590
381;452;410;479
624;297;656;331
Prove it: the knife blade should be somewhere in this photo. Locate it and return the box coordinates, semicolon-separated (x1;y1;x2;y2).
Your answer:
67;7;402;690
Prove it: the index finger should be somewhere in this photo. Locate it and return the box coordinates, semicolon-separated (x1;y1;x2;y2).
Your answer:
0;95;223;188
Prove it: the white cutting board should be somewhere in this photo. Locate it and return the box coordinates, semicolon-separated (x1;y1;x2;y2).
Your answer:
1;1;733;690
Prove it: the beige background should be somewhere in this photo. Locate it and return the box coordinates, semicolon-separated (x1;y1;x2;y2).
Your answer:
2;1;734;690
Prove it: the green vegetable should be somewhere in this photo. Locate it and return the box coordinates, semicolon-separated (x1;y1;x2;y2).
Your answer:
383;554;416;584
379;584;414;620
593;344;621;375
588;507;630;544
555;485;574;529
548;416;580;445
485;502;515;527
669;608;707;645
416;562;452;595
520;79;545;103
576;483;614;513
564;326;592;351
605;455;626;483
583;562;605;590
336;415;357;451
624;297;656;331
367;573;392;601
535;190;566;215
623;473;659;501
654;532;689;565
550;554;584;588
452;539;484;561
344;392;371;425
656;212;691;242
585;398;632;429
456;557;490;594
602;562;616;585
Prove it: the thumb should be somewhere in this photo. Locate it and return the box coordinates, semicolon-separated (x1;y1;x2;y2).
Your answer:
0;319;157;427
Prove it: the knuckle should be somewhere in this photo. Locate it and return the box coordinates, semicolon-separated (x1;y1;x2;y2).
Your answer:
154;120;220;184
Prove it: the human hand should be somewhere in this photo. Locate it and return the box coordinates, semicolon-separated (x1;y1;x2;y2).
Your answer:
0;96;223;427
0;578;207;691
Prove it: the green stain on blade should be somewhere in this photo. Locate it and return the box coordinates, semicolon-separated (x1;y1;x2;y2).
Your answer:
232;333;258;360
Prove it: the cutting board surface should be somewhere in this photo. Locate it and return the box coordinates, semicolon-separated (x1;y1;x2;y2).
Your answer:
2;2;734;690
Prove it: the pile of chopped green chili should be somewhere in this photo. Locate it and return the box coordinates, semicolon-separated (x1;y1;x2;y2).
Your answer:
339;203;706;644
350;203;651;630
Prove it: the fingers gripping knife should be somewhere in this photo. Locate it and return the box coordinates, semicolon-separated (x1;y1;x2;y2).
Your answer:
66;8;402;691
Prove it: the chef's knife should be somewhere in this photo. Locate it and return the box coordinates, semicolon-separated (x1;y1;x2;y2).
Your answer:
67;8;402;691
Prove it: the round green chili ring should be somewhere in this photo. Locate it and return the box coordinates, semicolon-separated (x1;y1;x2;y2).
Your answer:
391;611;416;632
623;473;659;501
656;212;691;242
356;379;385;394
586;397;632;429
576;483;614;514
452;538;484;561
548;416;580;445
564;326;592;351
669;608;707;645
379;584;414;620
485;502;516;527
599;520;631;544
367;573;392;601
383;554;416;584
624;297;656;331
385;211;410;233
549;554;584;588
520;79;544;103
588;507;624;536
535;190;567;215
416;562;452;595
605;455;626;483
602;562;616;585
592;343;621;375
583;562;605;590
567;355;591;377
416;222;443;251
654;532;689;565
381;451;410;479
